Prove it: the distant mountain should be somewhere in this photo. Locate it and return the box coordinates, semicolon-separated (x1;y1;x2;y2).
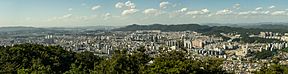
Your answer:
113;24;288;34
0;26;47;32
47;26;118;31
0;26;117;33
204;22;288;30
238;24;288;30
113;24;210;32
113;24;248;34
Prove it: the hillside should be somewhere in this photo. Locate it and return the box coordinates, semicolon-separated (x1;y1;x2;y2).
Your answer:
113;24;208;32
0;27;46;32
0;44;227;74
113;24;288;34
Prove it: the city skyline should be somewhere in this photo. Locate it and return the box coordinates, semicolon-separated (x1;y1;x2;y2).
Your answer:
1;0;288;27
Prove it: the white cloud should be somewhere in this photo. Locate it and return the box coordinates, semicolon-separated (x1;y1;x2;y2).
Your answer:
237;11;254;15
160;2;170;9
208;14;213;17
181;8;188;12
105;13;111;17
122;9;139;15
115;2;125;9
255;7;263;11
176;8;188;13
238;11;271;15
170;8;188;18
201;8;209;13
215;9;232;15
238;11;253;15
233;3;240;9
116;1;138;16
48;14;73;21
271;11;286;15
115;1;136;9
261;11;270;14
91;5;101;11
186;8;210;15
104;13;112;20
250;11;258;14
186;11;203;15
62;14;73;18
269;5;275;9
143;8;162;16
125;1;136;9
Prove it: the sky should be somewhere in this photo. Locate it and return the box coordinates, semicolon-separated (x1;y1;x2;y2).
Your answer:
1;0;288;27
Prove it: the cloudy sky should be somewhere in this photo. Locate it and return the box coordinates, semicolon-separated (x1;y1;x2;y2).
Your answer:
1;0;288;27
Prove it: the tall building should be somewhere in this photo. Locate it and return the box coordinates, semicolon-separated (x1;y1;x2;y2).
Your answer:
184;40;192;49
192;39;204;48
44;35;54;44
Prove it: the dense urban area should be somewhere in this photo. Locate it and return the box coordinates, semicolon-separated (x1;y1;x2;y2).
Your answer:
1;24;288;74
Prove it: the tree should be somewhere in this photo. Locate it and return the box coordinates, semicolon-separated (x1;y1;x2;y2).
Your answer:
0;44;229;74
256;64;288;74
64;64;86;74
93;48;151;74
145;50;227;74
0;44;103;74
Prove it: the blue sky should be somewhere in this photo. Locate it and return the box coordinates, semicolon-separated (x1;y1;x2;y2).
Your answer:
1;0;288;27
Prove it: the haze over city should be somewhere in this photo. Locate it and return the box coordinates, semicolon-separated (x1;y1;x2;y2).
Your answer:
1;0;288;27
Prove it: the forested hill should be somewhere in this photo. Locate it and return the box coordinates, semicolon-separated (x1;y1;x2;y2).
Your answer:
113;24;206;31
113;24;210;32
0;44;228;74
0;44;287;73
113;24;288;34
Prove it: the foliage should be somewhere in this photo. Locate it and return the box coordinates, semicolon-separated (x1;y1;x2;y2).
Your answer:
254;50;276;59
240;37;284;43
144;50;227;74
0;44;102;74
92;49;151;74
0;44;229;74
255;64;288;74
281;48;288;53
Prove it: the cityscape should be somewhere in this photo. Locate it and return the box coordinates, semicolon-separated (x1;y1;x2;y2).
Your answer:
1;0;288;74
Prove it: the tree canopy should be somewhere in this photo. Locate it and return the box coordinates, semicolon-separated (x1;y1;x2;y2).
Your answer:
3;43;286;74
0;44;102;74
